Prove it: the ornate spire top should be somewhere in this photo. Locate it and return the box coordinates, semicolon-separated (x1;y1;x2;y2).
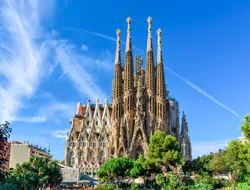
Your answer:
88;98;90;104
157;28;162;64
126;17;132;52
105;98;108;104
147;16;153;52
115;29;121;64
96;98;99;104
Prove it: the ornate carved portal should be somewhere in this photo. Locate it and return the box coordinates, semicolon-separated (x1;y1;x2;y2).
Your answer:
132;130;145;159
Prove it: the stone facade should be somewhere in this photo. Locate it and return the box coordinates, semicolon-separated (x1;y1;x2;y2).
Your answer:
65;17;192;175
65;99;111;176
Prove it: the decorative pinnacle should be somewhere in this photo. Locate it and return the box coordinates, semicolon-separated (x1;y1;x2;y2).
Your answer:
157;28;162;63
115;29;121;64
126;17;132;32
157;28;162;48
157;28;162;36
116;28;121;36
147;17;152;33
147;17;153;52
126;17;132;52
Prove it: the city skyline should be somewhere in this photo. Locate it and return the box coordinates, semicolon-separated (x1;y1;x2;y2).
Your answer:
1;0;249;160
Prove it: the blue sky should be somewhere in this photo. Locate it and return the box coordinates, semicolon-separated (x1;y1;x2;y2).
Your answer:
0;0;250;160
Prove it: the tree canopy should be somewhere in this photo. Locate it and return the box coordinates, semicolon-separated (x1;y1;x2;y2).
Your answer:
3;156;62;189
129;154;160;178
97;157;133;182
148;131;183;172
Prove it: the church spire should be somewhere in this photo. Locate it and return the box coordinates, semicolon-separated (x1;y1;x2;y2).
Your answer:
145;16;155;114
156;28;166;98
147;17;153;52
115;29;121;64
126;17;132;52
124;17;134;113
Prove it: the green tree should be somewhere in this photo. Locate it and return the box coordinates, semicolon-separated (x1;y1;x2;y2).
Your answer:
129;154;160;179
148;131;183;173
97;157;133;184
240;114;250;140
207;152;227;177
156;172;186;190
5;156;62;189
224;140;247;187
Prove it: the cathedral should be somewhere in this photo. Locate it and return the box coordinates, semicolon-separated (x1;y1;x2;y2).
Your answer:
65;17;192;176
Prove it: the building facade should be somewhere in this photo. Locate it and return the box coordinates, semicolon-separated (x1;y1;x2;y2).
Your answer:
65;17;192;175
65;99;111;176
9;141;51;169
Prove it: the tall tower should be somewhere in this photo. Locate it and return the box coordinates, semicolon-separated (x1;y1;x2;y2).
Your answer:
110;29;123;156
145;17;156;133
156;29;167;132
123;17;135;151
124;17;134;114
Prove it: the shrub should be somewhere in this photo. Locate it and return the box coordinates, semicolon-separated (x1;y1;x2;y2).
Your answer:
236;183;250;190
194;183;214;190
95;184;117;190
130;183;140;190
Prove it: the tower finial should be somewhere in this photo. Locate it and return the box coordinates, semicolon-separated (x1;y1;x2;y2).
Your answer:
147;17;153;52
126;17;132;52
115;29;121;64
157;28;162;64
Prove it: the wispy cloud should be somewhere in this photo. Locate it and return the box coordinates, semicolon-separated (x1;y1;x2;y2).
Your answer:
0;0;109;123
63;27;144;54
81;44;88;51
192;139;230;158
52;128;70;139
54;40;108;101
0;0;54;123
166;68;239;117
15;116;47;123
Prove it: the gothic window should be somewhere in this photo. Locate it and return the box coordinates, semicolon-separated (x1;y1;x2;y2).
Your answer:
79;151;84;162
96;121;98;126
69;151;75;166
89;150;95;161
82;137;84;141
104;121;107;126
87;121;89;126
96;112;98;117
87;112;89;117
71;136;74;141
100;150;105;162
101;137;105;141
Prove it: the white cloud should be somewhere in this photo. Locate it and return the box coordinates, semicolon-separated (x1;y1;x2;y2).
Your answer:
52;128;70;139
36;100;76;123
0;0;109;123
81;44;88;51
54;40;108;101
192;139;230;158
0;0;55;123
15;116;47;123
